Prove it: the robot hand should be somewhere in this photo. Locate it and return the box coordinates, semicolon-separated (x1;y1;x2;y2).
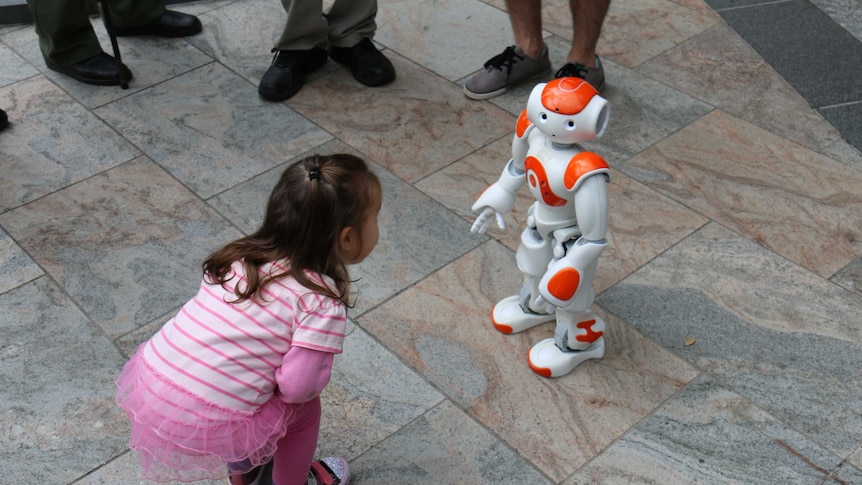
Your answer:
471;207;505;234
469;158;525;235
531;294;557;315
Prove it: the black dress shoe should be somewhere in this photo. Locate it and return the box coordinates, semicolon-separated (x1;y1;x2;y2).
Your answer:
258;48;328;101
114;10;202;38
328;38;395;87
45;52;133;86
0;108;8;132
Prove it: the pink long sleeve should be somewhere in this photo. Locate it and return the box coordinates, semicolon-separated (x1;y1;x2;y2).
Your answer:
275;346;334;404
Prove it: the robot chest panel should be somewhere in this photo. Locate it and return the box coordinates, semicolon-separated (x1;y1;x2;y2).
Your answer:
524;152;574;207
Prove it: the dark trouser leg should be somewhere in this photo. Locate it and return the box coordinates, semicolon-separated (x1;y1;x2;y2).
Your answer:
106;0;165;29
27;0;102;66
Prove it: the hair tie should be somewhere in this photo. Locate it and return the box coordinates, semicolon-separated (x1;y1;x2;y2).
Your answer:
308;166;321;181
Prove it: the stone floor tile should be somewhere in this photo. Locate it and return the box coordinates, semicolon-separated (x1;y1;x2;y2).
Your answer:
375;0;516;81
0;76;140;212
0;278;130;484
819;102;862;154
598;223;862;458
565;375;853;484
95;63;333;198
207;140;360;235
358;241;699;482
832;453;862;484
0;42;37;87
718;0;862;108
0;158;243;338
4;20;213;108
0;226;42;294
822;139;862;172
286;52;515;183
811;0;862;41
596;0;720;68
350;401;554;484
113;306;181;358
847;446;862;471
579;58;714;164
637;23;841;152
75;452;224;485
319;325;444;459
622;110;862;279
349;158;486;316
832;256;862;297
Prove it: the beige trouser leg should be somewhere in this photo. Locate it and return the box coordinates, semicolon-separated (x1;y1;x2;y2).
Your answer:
276;0;377;50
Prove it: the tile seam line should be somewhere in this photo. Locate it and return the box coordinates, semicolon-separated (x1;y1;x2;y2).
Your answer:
819;100;862;110
711;0;799;13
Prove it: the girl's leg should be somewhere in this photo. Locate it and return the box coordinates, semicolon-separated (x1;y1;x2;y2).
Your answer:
271;397;322;485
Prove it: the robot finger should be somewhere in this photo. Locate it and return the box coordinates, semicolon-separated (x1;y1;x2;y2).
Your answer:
495;213;506;230
471;209;492;234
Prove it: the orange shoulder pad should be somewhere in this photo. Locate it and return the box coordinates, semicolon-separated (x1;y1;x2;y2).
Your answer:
563;152;609;191
516;109;531;138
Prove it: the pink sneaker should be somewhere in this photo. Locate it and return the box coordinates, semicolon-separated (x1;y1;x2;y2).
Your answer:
307;456;350;485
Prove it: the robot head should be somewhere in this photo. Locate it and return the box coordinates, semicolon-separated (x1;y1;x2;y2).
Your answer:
526;77;609;144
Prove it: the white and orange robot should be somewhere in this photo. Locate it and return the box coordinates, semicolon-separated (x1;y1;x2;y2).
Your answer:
471;77;610;378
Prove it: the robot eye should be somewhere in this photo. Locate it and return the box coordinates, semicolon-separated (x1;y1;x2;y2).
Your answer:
540;113;548;120
566;120;576;131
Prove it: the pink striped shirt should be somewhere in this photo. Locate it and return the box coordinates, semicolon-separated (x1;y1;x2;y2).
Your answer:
143;261;346;412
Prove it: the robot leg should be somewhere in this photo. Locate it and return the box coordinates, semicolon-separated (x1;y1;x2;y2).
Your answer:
491;226;555;334
527;310;606;377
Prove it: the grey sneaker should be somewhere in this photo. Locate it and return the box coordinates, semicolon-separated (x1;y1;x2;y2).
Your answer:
464;45;551;100
554;55;605;92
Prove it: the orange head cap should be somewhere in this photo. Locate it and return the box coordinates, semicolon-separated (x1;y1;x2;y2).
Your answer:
526;78;610;144
541;77;599;115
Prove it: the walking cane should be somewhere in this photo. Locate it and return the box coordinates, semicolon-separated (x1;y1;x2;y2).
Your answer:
97;0;129;89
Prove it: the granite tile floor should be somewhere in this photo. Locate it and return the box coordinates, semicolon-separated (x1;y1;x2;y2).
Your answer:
1;0;861;483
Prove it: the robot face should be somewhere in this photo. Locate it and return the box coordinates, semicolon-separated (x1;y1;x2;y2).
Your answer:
527;78;609;144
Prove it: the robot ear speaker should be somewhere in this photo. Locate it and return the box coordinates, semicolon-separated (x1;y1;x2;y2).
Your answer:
595;105;609;138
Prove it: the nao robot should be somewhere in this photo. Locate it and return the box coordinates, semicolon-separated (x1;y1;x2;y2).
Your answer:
471;77;610;378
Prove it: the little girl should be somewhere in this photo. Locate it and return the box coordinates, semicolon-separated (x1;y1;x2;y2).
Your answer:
116;154;382;485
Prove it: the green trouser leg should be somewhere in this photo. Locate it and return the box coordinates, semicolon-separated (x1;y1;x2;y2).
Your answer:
26;0;165;66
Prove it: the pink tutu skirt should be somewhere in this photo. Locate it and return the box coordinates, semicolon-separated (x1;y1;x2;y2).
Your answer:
116;348;294;483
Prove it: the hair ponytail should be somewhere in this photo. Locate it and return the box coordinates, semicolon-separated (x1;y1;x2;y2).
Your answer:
203;154;381;305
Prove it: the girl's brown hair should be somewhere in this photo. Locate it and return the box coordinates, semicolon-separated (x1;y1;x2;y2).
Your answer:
203;154;382;304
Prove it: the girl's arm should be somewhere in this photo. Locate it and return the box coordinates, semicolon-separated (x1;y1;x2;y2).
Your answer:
275;346;335;404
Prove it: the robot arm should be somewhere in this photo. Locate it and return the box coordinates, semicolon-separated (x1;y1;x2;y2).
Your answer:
511;109;533;171
470;110;535;234
470;158;526;234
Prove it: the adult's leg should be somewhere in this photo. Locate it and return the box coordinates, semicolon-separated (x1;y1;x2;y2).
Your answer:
105;0;164;28
567;0;611;67
505;0;544;59
271;397;322;485
325;0;377;48
276;0;329;50
26;0;102;66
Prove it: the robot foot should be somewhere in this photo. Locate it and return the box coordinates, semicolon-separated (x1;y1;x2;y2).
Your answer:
492;295;555;334
527;337;605;378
